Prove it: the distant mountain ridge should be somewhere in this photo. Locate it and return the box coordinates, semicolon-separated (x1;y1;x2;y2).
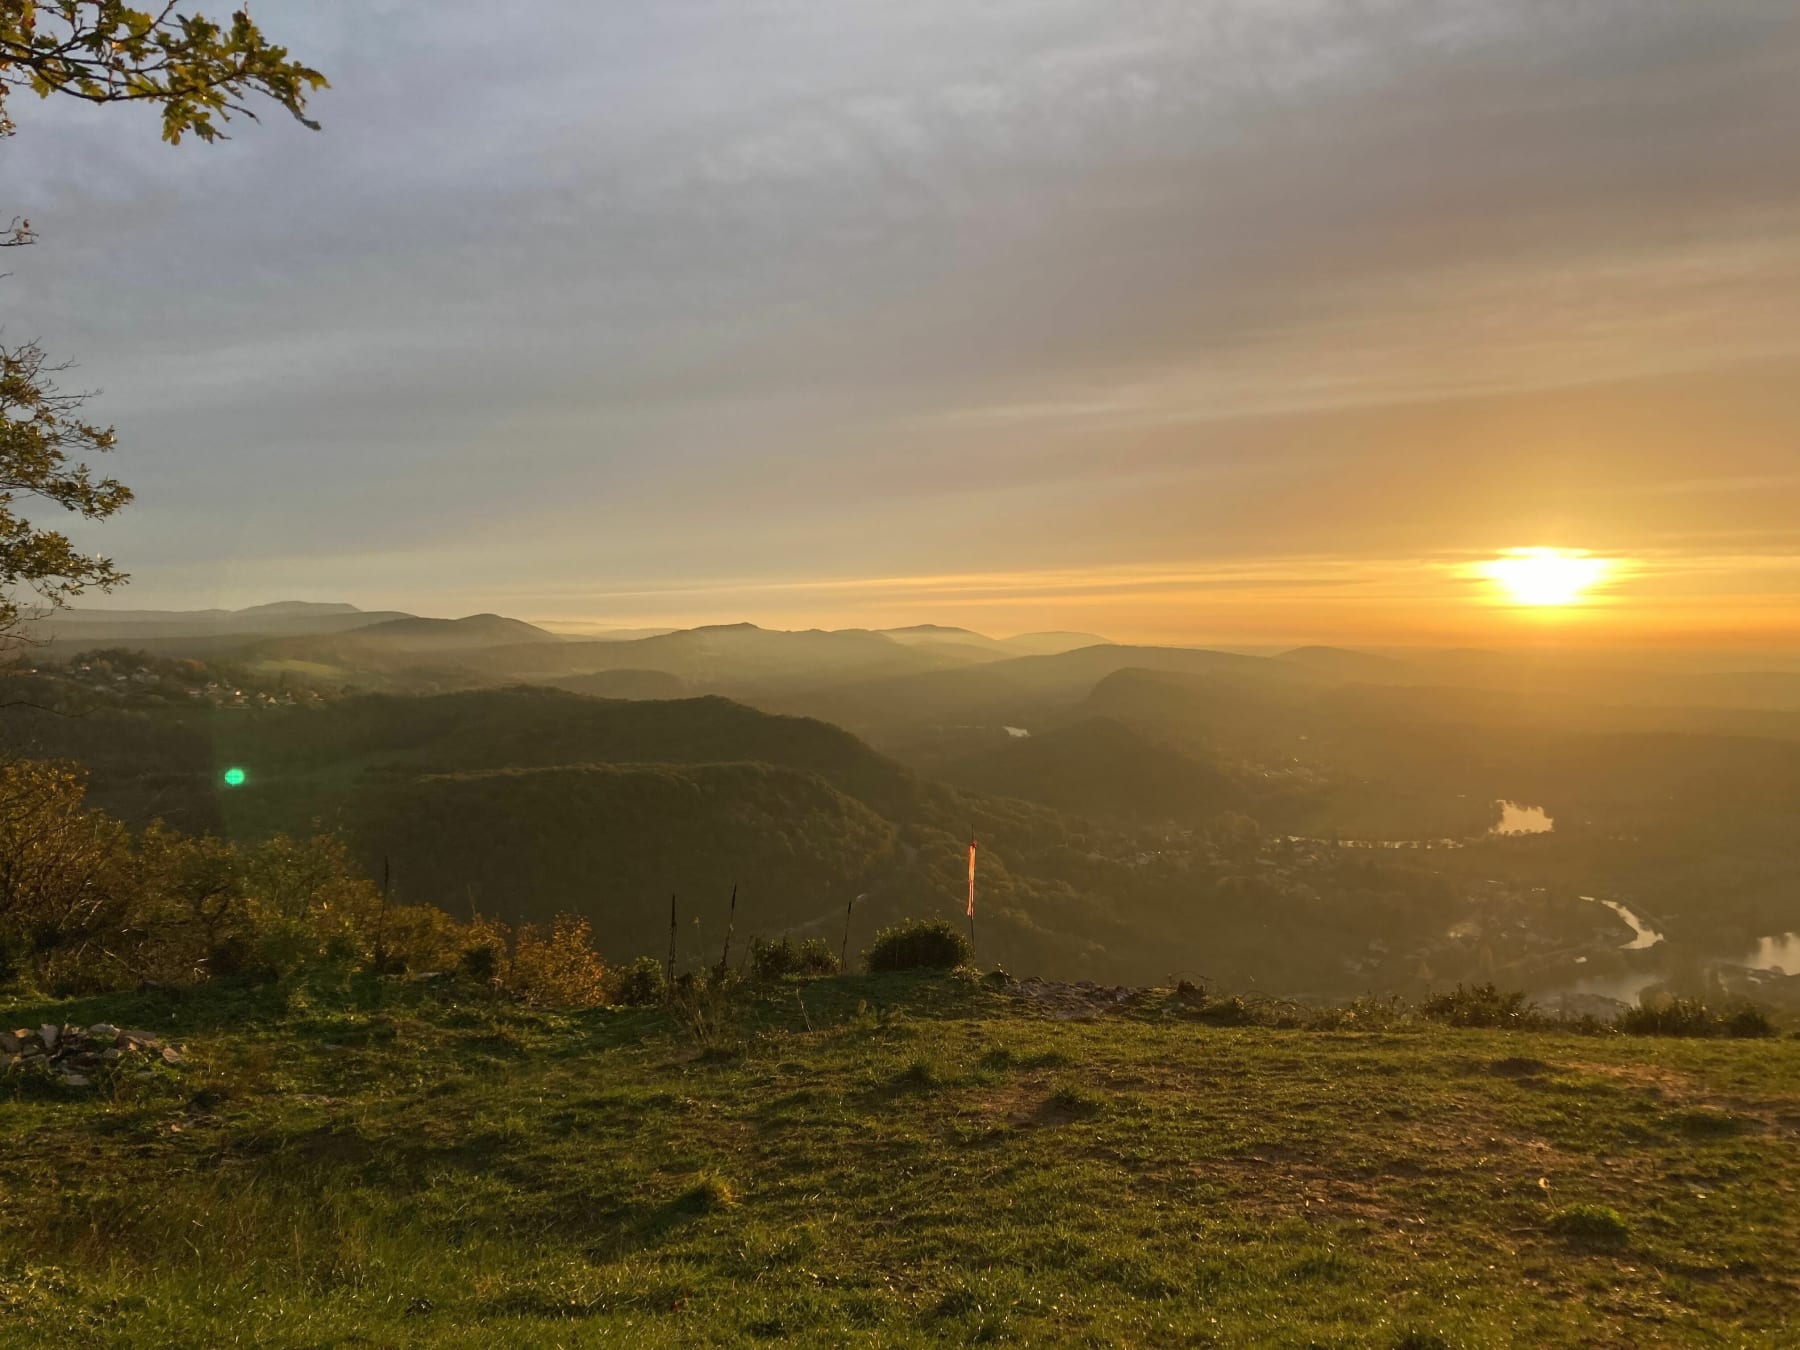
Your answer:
285;613;562;653
878;625;1111;657
33;600;411;641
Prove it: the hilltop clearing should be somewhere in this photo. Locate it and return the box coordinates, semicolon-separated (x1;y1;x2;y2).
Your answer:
1;972;1795;1347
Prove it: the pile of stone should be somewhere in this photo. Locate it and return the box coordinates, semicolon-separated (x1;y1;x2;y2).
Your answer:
0;1022;184;1089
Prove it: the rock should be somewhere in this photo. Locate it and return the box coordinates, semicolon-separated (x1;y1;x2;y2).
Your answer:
39;1024;60;1053
89;1023;120;1041
118;1030;162;1050
101;1048;123;1062
61;1072;91;1088
160;1046;185;1066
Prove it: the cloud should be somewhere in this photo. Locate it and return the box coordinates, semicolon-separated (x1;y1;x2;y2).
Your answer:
4;0;1797;642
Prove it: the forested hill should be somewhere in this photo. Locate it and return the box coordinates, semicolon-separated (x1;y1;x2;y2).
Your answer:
0;685;1119;972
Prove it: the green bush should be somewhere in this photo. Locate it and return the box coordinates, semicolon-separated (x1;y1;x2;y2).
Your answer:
749;935;840;980
1421;983;1538;1028
1725;1005;1777;1038
864;919;973;973
1618;998;1775;1038
608;956;668;1006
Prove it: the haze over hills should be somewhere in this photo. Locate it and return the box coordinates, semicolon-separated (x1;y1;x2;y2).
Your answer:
29;600;414;642
878;625;1112;656
11;617;1800;1001
13;597;1800;991
257;612;561;661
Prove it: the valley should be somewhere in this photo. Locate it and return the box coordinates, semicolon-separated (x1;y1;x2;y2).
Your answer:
9;604;1799;1017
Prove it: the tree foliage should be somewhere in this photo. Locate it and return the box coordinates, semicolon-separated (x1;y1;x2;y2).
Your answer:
1;1;326;143
0;338;131;635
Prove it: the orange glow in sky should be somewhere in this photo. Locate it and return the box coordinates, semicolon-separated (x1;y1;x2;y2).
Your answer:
1476;549;1616;607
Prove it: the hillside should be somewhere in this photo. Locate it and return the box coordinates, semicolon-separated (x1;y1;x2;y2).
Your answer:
2;973;1795;1346
755;642;1323;760
0;686;917;814
13;671;1800;995
481;623;990;692
359;762;900;955
940;716;1247;824
0;686;1133;974
247;613;562;675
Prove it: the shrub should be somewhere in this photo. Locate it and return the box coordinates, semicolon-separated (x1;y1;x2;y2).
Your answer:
749;935;841;981
608;955;667;1006
1421;983;1538;1028
1618;998;1775;1038
506;915;609;1007
864;919;972;973
1725;1005;1777;1039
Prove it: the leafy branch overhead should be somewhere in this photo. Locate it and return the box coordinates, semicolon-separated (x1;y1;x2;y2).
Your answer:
0;1;327;142
0;339;132;634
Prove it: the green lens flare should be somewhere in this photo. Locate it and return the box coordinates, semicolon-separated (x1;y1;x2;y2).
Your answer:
223;767;247;787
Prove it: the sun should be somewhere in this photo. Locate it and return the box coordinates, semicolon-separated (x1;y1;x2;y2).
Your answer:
1477;548;1612;607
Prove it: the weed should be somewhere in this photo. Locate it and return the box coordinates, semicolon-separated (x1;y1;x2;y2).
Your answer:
1547;1204;1630;1247
1422;984;1538;1029
750;936;840;981
675;1172;739;1214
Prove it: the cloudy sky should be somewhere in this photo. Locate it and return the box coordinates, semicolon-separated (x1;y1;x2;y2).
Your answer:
8;0;1800;647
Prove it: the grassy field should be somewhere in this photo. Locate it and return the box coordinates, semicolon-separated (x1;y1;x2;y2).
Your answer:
2;973;1797;1347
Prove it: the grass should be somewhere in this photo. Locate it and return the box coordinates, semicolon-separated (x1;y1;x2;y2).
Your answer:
2;970;1798;1346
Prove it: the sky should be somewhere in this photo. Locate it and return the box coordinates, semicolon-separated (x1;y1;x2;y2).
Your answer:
7;0;1800;649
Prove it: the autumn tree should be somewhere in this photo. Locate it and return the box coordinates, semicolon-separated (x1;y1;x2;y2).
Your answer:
1;3;325;642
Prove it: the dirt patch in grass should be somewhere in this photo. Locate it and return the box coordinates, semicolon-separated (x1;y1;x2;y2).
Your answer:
1564;1060;1705;1100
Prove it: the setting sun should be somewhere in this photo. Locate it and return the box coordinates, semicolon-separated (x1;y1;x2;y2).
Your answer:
1478;548;1614;607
